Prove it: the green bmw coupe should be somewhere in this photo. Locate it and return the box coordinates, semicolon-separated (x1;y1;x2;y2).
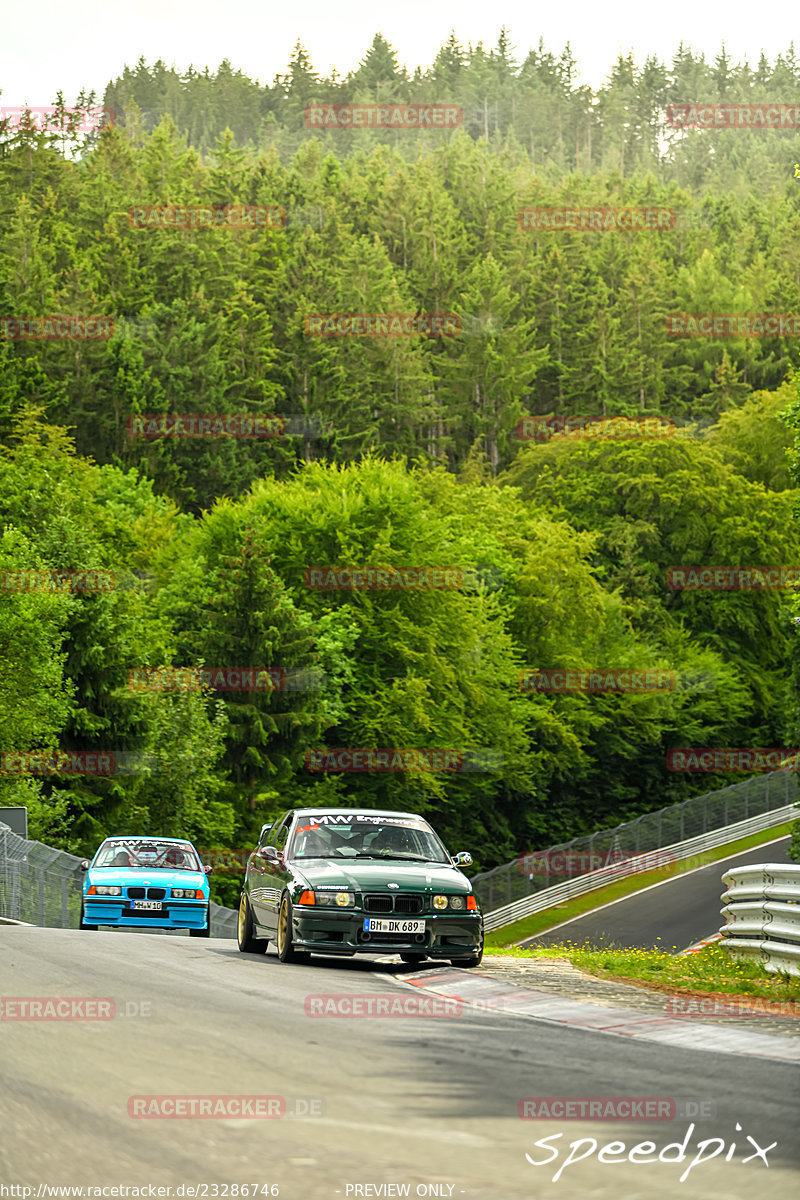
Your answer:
237;808;483;967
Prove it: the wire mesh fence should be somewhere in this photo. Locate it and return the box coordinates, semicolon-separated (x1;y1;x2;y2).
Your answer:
471;769;800;913
0;823;238;937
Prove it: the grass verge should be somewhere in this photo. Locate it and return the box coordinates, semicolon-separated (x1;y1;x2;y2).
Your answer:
483;820;795;950
486;941;800;1004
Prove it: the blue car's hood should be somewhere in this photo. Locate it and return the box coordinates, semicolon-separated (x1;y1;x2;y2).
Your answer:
87;868;207;889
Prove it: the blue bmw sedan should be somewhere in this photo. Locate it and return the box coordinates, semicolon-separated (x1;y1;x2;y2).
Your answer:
79;837;212;936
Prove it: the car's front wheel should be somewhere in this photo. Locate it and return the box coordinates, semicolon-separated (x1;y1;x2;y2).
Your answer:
400;953;427;965
237;893;268;954
450;925;484;968
277;894;310;964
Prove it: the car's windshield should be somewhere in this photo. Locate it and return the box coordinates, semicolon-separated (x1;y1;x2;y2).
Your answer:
94;840;201;871
289;815;450;863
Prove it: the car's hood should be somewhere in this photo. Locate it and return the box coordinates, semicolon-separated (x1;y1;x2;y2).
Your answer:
292;859;472;893
87;869;207;889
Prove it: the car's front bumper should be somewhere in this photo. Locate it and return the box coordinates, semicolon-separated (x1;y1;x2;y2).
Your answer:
82;898;209;930
291;908;482;956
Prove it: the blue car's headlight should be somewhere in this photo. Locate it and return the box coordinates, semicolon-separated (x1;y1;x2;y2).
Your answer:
94;886;122;896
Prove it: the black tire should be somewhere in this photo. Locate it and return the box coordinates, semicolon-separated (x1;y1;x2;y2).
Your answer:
276;893;310;964
400;953;427;965
237;893;268;954
79;903;97;930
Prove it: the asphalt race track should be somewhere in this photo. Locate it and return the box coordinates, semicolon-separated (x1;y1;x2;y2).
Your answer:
521;835;793;952
1;926;798;1200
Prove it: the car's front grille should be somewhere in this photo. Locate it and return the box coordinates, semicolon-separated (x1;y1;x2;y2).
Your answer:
363;893;424;914
147;888;166;900
125;887;167;900
128;887;145;899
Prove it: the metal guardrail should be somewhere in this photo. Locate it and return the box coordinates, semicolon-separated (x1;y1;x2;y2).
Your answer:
0;822;238;937
473;767;799;913
719;863;800;977
482;803;796;934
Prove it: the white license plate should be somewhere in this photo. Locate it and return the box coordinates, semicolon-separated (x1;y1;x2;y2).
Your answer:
363;918;425;934
132;900;163;910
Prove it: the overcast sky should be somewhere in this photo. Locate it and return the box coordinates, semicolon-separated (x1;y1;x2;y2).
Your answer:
3;0;799;109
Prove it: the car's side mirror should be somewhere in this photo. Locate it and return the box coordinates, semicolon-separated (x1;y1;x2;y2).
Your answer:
258;845;280;862
80;860;90;871
452;851;472;866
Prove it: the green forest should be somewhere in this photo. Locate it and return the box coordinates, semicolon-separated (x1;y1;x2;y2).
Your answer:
2;32;800;903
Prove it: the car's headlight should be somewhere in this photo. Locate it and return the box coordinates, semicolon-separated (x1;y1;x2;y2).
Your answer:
172;889;203;899
448;895;466;910
95;886;122;896
316;891;355;907
433;894;448;910
433;894;468;910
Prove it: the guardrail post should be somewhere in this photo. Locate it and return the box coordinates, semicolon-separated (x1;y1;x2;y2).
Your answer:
62;875;69;926
38;867;45;926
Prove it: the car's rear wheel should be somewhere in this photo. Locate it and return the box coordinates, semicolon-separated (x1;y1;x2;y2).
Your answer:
400;953;427;965
237;893;268;954
277;894;310;964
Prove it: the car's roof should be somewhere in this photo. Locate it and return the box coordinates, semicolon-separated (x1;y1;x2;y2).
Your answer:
99;836;195;844
291;808;424;819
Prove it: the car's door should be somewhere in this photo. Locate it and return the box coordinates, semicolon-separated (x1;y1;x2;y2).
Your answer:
251;813;293;934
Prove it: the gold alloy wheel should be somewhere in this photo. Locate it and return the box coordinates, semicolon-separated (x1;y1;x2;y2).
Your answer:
278;897;289;953
237;894;247;943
